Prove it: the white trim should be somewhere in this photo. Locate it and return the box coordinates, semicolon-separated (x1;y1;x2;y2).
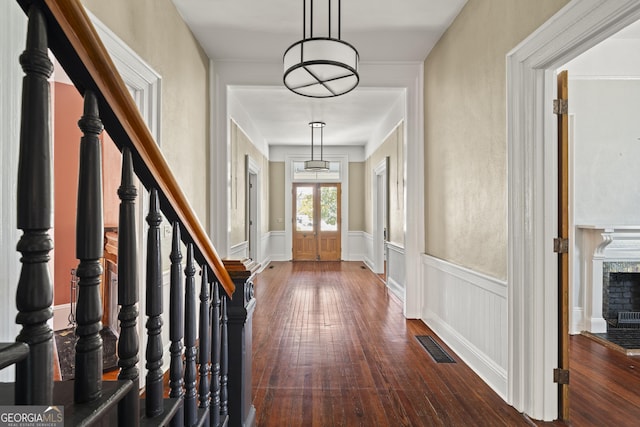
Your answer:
404;68;424;319
386;241;405;302
372;158;388;274
362;232;375;271
229;241;249;260
88;11;161;147
266;230;288;261
422;254;508;400
507;0;640;420
246;155;261;263
345;231;367;261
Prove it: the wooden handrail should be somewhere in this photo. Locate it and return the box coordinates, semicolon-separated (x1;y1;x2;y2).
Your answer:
34;0;234;296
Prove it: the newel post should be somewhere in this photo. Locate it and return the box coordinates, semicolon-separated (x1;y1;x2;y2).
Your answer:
222;260;257;427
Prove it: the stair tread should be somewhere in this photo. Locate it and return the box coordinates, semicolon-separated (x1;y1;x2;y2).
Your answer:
140;397;183;427
0;380;133;427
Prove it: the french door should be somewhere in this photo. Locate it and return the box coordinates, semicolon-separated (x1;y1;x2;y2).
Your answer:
292;183;341;261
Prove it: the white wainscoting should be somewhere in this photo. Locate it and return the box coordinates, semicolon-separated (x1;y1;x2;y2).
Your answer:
259;232;272;268
386;242;405;301
228;241;248;260
421;254;508;400
345;231;367;261
268;231;288;261
362;232;374;270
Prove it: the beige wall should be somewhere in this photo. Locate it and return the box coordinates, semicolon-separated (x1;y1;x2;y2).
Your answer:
365;123;404;245
269;162;285;231
424;0;569;280
229;120;269;246
82;0;210;229
348;162;365;231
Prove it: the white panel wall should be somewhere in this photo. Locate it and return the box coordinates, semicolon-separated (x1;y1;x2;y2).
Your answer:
345;231;367;261
267;231;288;261
421;254;508;400
386;242;405;301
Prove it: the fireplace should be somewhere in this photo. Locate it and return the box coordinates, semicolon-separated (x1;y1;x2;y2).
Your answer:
603;263;640;327
577;226;640;333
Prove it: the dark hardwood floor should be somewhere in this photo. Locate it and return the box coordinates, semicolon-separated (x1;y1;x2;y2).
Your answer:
252;261;554;426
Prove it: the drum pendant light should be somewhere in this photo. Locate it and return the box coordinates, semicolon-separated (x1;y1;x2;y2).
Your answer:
304;121;330;171
283;0;360;98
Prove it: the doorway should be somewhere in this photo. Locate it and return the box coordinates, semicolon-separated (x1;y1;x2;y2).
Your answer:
373;158;389;278
247;171;258;261
507;1;640;421
292;183;341;261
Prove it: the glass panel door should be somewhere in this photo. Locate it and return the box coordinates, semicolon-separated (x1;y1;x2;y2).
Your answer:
292;183;341;261
293;185;317;260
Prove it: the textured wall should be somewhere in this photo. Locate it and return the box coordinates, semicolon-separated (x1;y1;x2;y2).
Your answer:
229;121;269;246
269;162;285;231
424;0;569;280
365;124;404;245
348;162;365;231
82;0;211;229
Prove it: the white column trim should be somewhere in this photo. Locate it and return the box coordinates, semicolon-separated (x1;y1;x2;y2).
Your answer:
507;0;640;420
404;66;425;319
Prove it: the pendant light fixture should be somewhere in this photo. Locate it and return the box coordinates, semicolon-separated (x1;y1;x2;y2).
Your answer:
283;0;360;98
304;121;330;171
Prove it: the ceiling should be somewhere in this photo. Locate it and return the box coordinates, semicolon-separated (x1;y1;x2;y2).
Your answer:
171;0;467;149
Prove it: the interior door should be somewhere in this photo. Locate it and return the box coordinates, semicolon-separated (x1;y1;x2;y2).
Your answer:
557;69;570;420
292;183;341;261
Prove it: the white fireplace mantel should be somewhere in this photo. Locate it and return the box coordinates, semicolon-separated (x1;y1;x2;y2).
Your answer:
576;225;640;333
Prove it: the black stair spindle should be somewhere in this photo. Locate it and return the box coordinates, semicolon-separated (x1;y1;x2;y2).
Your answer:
15;3;55;406
210;282;221;427
198;266;211;424
145;188;164;417
184;244;198;426
74;89;105;403
220;293;229;420
169;222;185;427
117;147;140;424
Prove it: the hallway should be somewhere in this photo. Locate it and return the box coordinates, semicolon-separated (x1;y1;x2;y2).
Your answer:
251;261;544;426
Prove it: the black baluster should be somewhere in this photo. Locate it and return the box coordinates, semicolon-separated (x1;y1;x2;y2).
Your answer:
169;222;185;427
220;293;229;420
210;282;221;427
117;147;140;424
184;244;197;426
198;267;211;425
145;189;163;417
15;4;54;405
74;90;104;403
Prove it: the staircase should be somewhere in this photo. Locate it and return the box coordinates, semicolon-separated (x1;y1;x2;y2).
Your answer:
0;1;252;425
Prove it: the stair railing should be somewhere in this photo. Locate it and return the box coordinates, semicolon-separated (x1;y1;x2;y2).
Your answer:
7;0;237;425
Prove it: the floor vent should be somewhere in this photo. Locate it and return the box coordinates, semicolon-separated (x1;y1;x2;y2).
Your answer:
416;336;456;363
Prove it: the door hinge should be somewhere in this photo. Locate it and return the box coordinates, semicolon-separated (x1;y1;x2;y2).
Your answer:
554;368;569;385
553;238;569;254
553;99;568;115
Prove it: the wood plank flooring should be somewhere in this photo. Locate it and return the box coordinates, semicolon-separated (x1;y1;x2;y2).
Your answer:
568;333;640;426
252;261;545;426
